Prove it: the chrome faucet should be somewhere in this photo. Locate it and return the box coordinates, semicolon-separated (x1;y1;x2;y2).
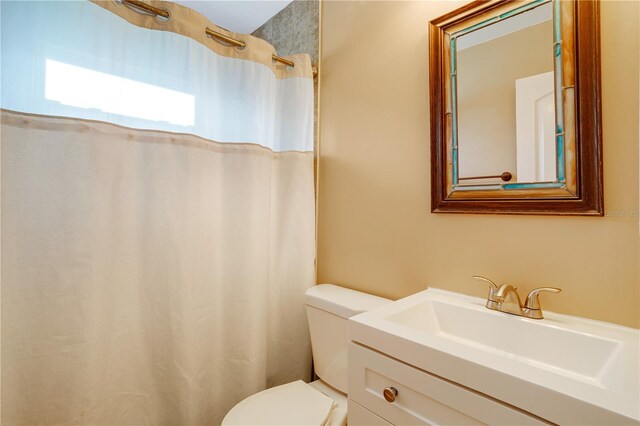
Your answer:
473;276;561;319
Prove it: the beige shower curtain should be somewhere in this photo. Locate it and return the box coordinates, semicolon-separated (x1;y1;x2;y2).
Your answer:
1;1;315;425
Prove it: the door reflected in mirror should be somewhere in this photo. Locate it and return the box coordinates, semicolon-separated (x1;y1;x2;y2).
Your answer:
456;2;554;185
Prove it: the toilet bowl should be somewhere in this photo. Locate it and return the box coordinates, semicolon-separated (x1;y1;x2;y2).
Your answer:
221;284;390;426
222;379;346;426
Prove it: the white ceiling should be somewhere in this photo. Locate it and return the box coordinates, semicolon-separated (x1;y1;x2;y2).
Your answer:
174;1;293;34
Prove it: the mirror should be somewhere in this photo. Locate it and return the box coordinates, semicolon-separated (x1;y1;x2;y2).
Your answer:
457;3;554;185
429;0;603;215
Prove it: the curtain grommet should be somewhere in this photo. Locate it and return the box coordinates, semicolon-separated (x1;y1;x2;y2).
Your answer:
154;8;171;23
117;0;171;23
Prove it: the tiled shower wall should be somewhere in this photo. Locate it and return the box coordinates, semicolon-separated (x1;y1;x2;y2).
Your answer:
252;0;319;65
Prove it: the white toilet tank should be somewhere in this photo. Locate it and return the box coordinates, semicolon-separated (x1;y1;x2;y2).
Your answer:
305;284;390;394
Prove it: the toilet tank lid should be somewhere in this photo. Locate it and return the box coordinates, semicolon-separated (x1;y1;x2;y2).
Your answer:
305;284;390;318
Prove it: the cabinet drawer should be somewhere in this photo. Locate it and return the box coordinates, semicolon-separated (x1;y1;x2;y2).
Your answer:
348;342;549;426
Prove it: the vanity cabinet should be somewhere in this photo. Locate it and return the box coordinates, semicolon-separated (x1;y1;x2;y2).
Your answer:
347;288;639;425
347;342;549;426
348;399;393;426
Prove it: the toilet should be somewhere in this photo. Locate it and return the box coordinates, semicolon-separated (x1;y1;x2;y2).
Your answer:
222;284;390;426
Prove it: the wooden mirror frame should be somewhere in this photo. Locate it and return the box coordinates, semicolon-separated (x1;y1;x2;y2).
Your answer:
429;0;603;215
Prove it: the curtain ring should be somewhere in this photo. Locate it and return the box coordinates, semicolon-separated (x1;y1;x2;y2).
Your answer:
205;28;246;51
115;0;171;23
154;8;171;23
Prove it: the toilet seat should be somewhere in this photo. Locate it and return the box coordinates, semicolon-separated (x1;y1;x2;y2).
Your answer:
222;380;340;426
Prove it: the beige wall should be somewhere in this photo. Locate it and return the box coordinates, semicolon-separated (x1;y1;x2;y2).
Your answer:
317;1;640;328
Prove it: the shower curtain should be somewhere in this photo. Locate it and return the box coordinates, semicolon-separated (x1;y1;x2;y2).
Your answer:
1;1;315;425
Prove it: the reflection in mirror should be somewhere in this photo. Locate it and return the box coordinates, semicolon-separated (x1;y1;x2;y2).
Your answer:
456;2;554;185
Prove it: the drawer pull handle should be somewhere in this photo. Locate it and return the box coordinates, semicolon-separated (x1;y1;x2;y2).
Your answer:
383;386;398;403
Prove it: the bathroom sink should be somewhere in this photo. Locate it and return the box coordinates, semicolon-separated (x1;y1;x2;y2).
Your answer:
348;288;640;425
385;293;623;386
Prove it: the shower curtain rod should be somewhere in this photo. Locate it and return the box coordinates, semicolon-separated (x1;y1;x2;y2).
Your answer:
121;0;299;69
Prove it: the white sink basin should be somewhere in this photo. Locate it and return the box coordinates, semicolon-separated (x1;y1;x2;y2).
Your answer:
386;295;623;388
349;288;640;425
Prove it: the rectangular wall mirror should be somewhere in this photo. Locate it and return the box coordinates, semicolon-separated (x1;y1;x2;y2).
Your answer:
429;0;603;215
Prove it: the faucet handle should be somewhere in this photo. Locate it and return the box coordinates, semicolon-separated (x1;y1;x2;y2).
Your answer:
473;275;499;302
473;275;498;289
524;287;561;310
